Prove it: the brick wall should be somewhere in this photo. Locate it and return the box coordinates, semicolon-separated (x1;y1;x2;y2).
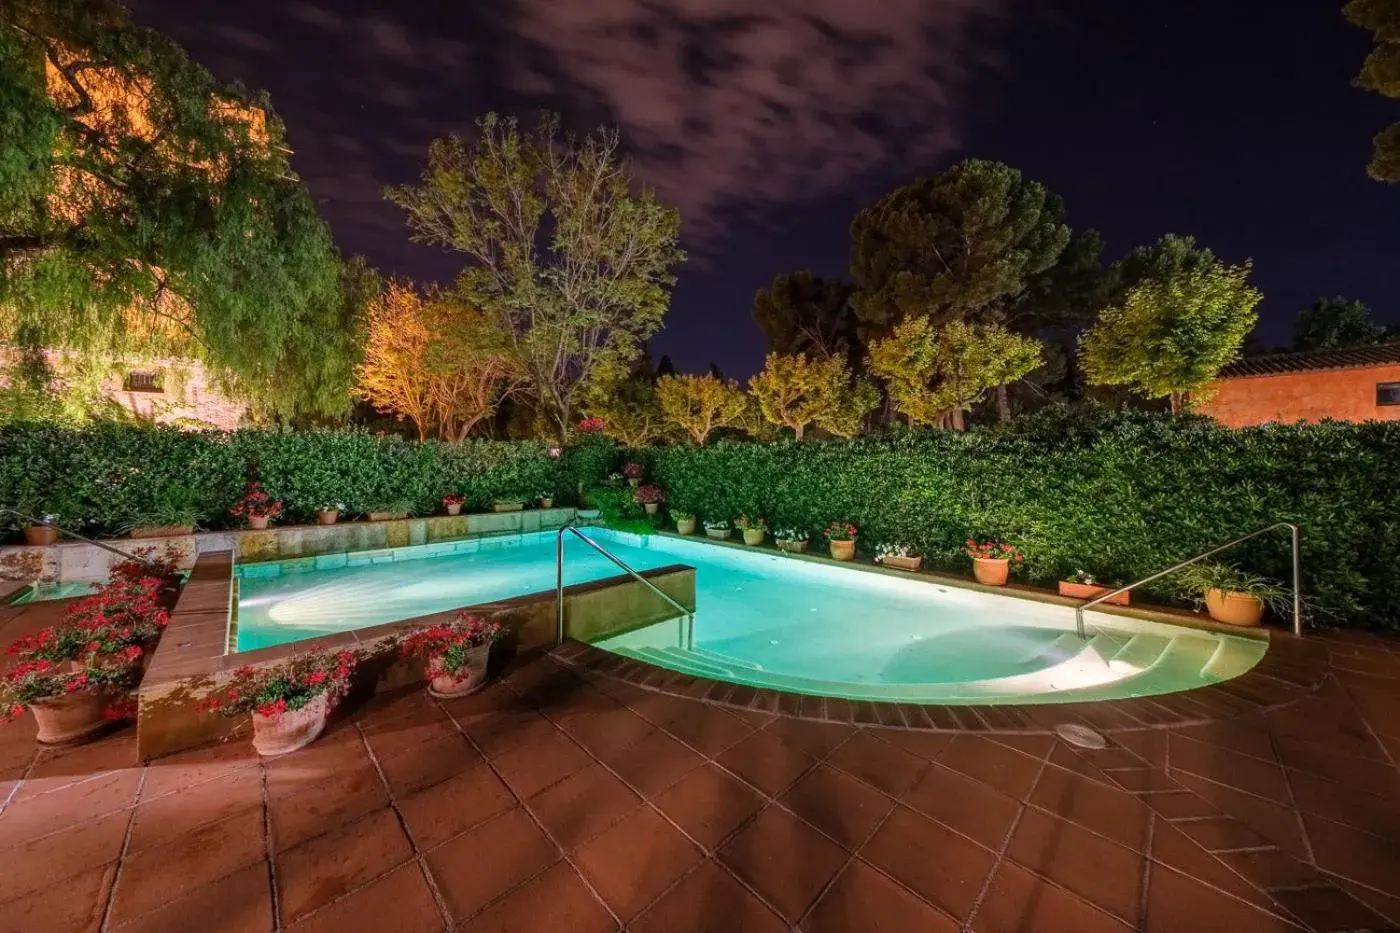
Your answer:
1197;363;1400;427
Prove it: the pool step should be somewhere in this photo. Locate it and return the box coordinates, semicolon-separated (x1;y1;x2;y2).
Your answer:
1110;633;1174;671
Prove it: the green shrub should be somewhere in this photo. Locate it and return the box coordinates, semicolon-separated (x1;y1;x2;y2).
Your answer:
648;407;1400;629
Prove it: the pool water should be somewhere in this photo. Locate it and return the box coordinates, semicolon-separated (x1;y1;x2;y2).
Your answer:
235;530;1267;705
7;581;99;605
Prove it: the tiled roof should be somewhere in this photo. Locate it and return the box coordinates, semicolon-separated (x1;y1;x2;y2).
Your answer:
1218;343;1400;378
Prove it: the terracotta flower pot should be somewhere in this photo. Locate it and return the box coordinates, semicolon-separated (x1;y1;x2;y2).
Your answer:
131;525;194;539
446;503;463;516
644;503;659;516
742;528;765;546
30;691;110;745
676;518;696;535
705;528;731;540
882;554;922;572
251;693;329;757
829;539;855;561
247;515;270;530
23;525;59;546
1204;589;1265;626
777;539;809;553
427;643;491;698
972;557;1009;586
316;510;339;526
539;498;553;509
1058;580;1129;606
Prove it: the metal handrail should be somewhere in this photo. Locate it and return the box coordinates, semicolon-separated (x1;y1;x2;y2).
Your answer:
1;508;161;569
556;525;693;647
1075;522;1302;639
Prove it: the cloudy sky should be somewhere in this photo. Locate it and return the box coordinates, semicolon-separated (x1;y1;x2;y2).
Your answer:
127;0;1400;376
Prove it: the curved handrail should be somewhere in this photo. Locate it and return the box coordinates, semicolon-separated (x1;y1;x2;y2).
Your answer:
0;507;162;570
1074;522;1302;638
556;525;693;646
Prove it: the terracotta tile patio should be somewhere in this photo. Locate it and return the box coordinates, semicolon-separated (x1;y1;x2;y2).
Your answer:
3;595;1400;931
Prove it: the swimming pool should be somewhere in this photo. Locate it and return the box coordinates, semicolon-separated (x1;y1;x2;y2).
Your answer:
235;529;1267;704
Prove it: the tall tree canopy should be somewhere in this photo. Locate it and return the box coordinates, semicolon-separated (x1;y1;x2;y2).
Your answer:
0;0;366;419
1079;235;1261;413
1292;296;1396;350
748;353;877;440
1346;0;1400;181
751;271;858;361
656;373;749;445
849;159;1071;335
388;113;685;444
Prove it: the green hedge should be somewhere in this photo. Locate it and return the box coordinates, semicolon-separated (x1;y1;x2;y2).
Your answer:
0;424;579;533
646;409;1400;630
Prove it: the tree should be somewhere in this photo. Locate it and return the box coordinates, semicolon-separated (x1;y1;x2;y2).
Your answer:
0;0;365;419
748;353;877;440
850;159;1070;335
584;368;666;448
1292;296;1395;350
656;373;749;445
868;318;1043;430
751;271;858;361
1346;0;1400;181
1079;240;1261;413
387;113;684;444
356;282;518;441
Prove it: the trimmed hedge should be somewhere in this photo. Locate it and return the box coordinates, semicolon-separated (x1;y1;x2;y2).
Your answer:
0;424;574;533
646;409;1400;630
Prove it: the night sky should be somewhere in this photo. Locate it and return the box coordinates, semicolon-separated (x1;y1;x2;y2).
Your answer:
125;0;1400;378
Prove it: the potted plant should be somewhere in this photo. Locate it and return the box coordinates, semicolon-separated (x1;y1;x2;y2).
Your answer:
367;500;413;522
703;518;731;541
736;514;768;546
315;502;344;526
1178;562;1288;627
671;510;696;535
964;540;1022;586
538;492;554;509
442;493;467;516
1058;570;1130;606
229;482;283;531
875;543;922;572
1;656;139;744
622;461;645;488
634;484;664;516
23;513;60;547
199;650;358;757
399;612;505;698
491;497;526;513
824;522;858;560
773;527;809;553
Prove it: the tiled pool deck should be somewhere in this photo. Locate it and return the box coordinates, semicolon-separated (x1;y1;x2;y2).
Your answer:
2;594;1399;932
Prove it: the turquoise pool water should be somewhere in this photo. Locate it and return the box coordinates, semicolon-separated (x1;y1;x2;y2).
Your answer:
235;530;1267;704
7;581;99;605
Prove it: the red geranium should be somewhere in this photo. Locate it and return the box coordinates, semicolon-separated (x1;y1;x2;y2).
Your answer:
400;613;504;679
228;482;283;521
963;540;1023;562
576;417;607;434
198;650;359;722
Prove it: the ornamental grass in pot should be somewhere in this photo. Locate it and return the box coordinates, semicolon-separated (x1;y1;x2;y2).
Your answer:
774;528;809;553
200;650;358;757
1178;562;1288;627
736;513;767;546
703;518;731;541
399;612;505;698
964;540;1022;586
824;521;858;560
875;542;922;572
229;482;283;531
671;510;696;535
634;484;664;516
1058;570;1129;606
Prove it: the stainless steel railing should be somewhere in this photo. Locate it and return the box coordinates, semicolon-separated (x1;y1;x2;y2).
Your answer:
1;508;163;569
555;525;693;647
1074;522;1302;639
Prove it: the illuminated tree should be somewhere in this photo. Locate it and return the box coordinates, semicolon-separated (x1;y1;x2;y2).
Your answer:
1346;0;1400;181
0;0;365;419
1080;242;1261;413
388;113;684;444
656;373;749;445
868;318;1042;430
584;366;666;448
749;353;877;440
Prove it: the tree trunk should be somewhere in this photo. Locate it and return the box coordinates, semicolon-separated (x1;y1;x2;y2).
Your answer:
950;407;965;431
995;383;1011;423
1169;391;1182;415
794;423;804;442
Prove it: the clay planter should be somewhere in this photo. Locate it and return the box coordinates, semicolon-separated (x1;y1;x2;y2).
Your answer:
676;518;696;535
247;515;271;530
23;525;59;546
539;498;553;509
427;643;491;698
491;501;524;513
251;693;330;757
577;509;602;520
316;510;340;526
882;555;923;572
30;691;110;745
1058;580;1129;606
644;503;660;516
446;503;463;516
742;529;766;546
777;539;809;554
705;528;731;541
829;539;855;561
131;525;194;539
1204;589;1265;626
972;557;1009;586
